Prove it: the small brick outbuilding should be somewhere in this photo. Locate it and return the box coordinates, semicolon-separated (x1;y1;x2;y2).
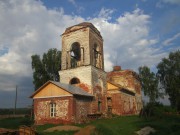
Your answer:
30;81;93;124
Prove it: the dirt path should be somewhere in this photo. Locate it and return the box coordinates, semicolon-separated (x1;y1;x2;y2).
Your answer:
44;125;96;135
44;125;81;132
0;128;17;134
74;125;96;135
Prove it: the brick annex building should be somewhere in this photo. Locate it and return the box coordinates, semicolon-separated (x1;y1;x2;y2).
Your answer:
30;22;143;124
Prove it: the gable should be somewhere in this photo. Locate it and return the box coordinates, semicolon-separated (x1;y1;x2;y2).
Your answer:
107;82;119;90
33;83;72;99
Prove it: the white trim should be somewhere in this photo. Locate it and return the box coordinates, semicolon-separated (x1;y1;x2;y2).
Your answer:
33;95;73;99
50;103;56;117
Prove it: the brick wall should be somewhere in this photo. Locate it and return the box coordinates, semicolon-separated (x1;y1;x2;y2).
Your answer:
108;91;136;115
34;96;74;125
107;69;143;114
34;96;94;124
74;95;92;123
59;66;107;95
59;66;93;93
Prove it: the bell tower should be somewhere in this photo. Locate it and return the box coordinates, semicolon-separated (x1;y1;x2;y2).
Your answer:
59;22;106;96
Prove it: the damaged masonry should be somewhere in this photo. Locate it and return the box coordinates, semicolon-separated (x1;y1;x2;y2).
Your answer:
30;22;143;124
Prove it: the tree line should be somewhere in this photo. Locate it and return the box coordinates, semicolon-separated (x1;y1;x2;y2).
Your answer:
139;50;180;111
31;49;180;111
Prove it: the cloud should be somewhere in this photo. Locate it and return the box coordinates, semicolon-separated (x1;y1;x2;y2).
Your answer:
0;0;84;107
89;8;165;71
68;0;84;13
161;0;180;5
156;0;180;8
0;0;173;107
98;8;116;20
163;33;180;46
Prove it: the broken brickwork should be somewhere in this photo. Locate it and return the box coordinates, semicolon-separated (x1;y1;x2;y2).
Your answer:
107;66;143;114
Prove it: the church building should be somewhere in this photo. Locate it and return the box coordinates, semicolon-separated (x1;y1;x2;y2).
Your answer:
30;22;142;125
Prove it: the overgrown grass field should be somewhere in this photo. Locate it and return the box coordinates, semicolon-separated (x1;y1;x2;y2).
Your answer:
0;115;180;135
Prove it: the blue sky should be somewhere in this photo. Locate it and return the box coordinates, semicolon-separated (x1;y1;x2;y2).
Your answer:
0;0;179;108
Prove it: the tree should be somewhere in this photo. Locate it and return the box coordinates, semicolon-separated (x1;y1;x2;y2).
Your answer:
138;66;159;103
157;50;180;111
31;48;61;90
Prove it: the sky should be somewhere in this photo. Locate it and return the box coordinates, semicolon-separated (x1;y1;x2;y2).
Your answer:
0;0;179;108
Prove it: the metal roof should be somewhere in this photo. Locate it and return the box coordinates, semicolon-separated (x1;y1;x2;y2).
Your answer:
50;81;93;97
30;80;93;98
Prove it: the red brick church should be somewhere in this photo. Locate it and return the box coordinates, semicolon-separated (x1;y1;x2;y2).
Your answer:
30;22;142;124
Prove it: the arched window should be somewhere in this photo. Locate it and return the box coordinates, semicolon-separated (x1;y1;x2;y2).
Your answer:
70;42;81;68
70;77;80;84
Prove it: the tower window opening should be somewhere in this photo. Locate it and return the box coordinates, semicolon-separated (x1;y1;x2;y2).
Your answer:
70;77;80;85
93;44;102;69
70;42;81;68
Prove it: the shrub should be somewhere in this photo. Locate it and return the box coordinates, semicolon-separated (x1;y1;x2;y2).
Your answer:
21;115;34;126
141;102;177;118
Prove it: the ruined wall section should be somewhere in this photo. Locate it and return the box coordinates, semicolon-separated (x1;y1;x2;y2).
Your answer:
91;66;107;94
135;94;143;113
34;97;74;125
107;68;143;114
90;67;107;114
74;96;92;123
59;66;107;95
59;66;92;93
108;90;136;115
108;70;141;94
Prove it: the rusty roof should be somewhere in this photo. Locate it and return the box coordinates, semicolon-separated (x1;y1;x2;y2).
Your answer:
107;81;136;94
62;22;102;38
30;80;93;98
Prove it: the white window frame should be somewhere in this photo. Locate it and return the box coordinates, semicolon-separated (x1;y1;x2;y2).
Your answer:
50;103;56;117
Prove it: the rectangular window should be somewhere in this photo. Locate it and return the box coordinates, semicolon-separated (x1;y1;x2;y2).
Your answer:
98;100;101;112
50;103;56;117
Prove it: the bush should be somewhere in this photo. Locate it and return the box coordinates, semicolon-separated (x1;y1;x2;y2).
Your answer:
21;115;34;126
141;102;177;118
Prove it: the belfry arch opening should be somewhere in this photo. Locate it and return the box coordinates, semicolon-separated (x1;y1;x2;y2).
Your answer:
93;43;102;69
70;42;81;68
70;77;80;85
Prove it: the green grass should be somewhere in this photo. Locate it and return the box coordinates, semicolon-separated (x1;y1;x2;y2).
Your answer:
0;115;180;135
140;115;180;135
84;115;180;135
0;117;24;129
90;115;143;135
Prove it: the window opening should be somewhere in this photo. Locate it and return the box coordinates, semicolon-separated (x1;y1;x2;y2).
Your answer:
50;103;56;117
98;99;101;112
93;44;102;68
70;77;80;84
70;42;81;68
